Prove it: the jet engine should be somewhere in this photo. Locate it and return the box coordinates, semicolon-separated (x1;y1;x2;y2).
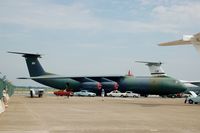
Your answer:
100;78;119;91
80;82;102;91
101;82;119;90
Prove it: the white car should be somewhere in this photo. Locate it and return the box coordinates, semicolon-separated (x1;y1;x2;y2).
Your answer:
30;88;44;98
185;91;200;104
74;90;96;97
107;90;127;97
125;91;140;98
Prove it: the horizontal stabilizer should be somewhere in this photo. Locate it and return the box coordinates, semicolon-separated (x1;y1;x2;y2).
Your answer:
136;61;166;76
8;51;42;58
17;75;61;79
136;61;162;66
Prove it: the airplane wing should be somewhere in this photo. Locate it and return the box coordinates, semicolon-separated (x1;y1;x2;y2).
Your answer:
18;75;124;82
180;80;200;87
194;32;200;39
158;33;200;54
159;39;191;46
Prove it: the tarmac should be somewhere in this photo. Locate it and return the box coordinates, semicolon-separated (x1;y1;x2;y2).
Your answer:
0;95;200;133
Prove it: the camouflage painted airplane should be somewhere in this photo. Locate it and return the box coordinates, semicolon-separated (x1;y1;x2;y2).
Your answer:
137;61;200;94
8;51;186;96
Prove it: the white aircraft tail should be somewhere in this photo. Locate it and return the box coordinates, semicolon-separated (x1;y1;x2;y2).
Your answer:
159;32;200;54
136;61;166;76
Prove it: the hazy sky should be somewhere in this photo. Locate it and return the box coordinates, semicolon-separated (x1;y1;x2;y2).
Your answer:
1;0;200;87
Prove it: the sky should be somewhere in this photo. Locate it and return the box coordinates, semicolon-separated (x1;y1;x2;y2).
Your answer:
1;0;200;87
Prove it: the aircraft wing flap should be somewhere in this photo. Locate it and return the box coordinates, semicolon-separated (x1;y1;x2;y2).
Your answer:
159;39;191;46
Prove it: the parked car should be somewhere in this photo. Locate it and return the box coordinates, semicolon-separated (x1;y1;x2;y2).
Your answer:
74;90;96;97
54;90;73;96
185;91;200;104
30;88;44;98
125;91;140;98
185;96;200;104
107;90;127;97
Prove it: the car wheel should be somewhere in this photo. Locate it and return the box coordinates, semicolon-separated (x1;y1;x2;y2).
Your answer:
109;94;112;97
188;99;193;104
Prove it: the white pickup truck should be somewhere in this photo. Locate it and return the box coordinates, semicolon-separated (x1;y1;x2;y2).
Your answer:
30;88;44;98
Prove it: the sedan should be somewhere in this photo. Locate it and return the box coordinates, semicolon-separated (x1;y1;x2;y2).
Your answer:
74;90;96;97
107;90;127;97
125;91;140;98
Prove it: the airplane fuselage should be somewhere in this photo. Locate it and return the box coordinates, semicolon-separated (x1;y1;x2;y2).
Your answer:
119;76;186;95
33;76;186;95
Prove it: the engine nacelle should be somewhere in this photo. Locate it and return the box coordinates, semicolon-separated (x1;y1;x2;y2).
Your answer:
80;82;102;90
101;82;119;90
183;35;194;41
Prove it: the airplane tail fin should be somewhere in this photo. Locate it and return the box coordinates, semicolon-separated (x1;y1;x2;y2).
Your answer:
136;61;166;76
8;51;47;77
159;33;200;54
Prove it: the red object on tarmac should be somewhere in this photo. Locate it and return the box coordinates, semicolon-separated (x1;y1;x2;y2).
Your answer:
54;90;73;96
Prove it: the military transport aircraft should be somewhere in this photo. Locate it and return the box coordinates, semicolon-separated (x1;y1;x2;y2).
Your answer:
8;51;186;96
137;61;200;94
159;32;200;54
158;32;200;93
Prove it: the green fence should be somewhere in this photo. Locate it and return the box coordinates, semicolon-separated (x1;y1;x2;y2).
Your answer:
0;78;6;99
0;78;15;98
6;81;15;97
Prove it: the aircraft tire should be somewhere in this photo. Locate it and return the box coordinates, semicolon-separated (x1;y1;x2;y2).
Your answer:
188;99;193;104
